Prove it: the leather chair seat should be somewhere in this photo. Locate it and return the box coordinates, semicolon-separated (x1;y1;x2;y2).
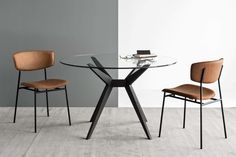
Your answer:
163;84;215;100
22;79;68;90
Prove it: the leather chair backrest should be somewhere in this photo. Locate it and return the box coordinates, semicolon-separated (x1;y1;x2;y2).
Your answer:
13;50;55;71
191;58;223;83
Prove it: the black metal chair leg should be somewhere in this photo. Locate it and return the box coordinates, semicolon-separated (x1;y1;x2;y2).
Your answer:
200;101;203;149
34;89;37;133
183;98;186;129
13;88;19;123
158;92;166;137
45;90;49;117
220;100;227;138
218;80;227;139
86;85;112;139
65;86;71;126
13;71;21;123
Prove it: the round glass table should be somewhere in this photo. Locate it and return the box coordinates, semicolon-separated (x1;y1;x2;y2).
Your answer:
61;53;176;69
60;53;176;139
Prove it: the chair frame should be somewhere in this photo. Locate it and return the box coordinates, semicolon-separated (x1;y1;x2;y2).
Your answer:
13;68;71;133
158;65;227;149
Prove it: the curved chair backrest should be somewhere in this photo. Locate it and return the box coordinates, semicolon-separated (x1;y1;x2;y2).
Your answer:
191;58;223;83
13;50;55;71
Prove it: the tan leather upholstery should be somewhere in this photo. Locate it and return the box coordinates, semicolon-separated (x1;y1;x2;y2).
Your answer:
163;84;215;100
13;50;68;90
22;79;68;90
163;58;223;100
191;58;223;83
159;59;227;149
12;50;71;132
13;50;55;71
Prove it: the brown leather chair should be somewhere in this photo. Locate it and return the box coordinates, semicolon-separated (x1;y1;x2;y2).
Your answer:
12;50;71;133
158;58;227;149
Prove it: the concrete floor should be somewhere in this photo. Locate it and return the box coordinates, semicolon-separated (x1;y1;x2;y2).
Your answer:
0;107;236;157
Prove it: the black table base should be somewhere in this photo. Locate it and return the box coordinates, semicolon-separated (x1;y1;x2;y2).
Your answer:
86;57;151;139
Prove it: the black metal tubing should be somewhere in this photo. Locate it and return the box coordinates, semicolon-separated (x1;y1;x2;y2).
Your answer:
34;89;37;133
44;69;49;117
218;66;227;139
13;71;21;123
159;66;227;149
165;94;221;106
65;85;71;126
158;92;166;137
19;87;65;93
199;68;205;149
13;68;71;133
183;97;186;129
87;57;151;139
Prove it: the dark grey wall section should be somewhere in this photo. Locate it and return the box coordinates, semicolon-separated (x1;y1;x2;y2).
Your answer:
0;0;118;107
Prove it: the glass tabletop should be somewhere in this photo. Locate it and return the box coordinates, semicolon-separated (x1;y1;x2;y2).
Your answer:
60;53;177;69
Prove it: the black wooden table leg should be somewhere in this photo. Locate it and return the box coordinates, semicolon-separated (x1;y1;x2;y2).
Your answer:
90;85;111;122
87;63;112;123
125;85;152;139
127;85;147;122
86;85;112;139
86;57;151;139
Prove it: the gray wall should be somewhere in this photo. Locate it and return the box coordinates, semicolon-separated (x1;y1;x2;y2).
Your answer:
0;0;118;107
